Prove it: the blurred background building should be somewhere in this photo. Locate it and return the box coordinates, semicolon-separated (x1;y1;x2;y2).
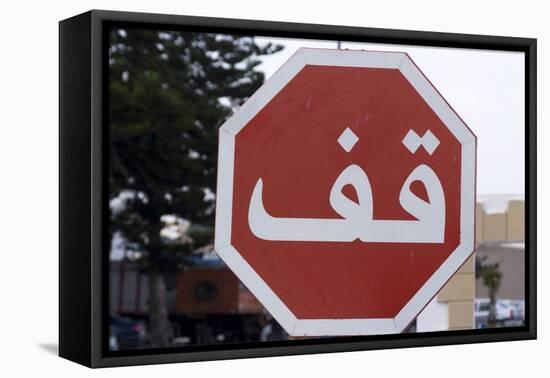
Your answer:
109;248;272;349
417;195;525;332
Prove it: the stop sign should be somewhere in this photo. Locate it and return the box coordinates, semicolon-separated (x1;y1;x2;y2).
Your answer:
215;48;476;336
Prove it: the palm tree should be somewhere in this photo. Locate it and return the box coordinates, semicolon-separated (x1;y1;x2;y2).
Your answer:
476;256;502;327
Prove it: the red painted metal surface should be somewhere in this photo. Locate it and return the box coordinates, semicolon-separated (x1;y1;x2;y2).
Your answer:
231;65;461;319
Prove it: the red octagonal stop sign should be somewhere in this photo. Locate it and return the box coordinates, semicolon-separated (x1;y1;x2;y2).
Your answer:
215;48;476;336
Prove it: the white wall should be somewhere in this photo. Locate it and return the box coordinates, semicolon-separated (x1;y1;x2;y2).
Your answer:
416;297;449;332
0;1;545;377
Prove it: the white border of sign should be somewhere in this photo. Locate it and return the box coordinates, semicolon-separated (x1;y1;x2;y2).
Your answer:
215;48;476;336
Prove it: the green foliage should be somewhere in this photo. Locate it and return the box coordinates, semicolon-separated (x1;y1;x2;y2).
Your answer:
475;255;502;291
109;28;282;267
480;263;502;293
187;224;215;249
476;255;502;325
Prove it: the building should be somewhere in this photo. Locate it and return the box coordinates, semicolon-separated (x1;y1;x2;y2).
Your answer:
110;250;266;345
416;195;525;332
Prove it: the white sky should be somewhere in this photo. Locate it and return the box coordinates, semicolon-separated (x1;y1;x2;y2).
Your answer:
255;37;525;196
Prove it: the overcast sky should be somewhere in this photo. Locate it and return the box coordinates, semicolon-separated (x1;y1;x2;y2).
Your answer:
254;37;525;196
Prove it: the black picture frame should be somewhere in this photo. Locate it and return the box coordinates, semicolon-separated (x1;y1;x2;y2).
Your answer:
59;9;537;368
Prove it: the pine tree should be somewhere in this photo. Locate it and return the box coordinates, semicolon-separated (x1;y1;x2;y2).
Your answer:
108;27;282;347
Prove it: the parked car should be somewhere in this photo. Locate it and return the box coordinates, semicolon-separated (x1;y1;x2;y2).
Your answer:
110;315;149;350
500;299;525;320
474;299;524;328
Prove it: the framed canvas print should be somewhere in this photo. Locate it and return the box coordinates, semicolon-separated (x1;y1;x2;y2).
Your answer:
59;9;536;368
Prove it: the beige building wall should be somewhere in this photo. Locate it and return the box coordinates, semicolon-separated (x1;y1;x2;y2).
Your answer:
507;200;525;241
478;197;525;244
437;255;475;330
475;203;484;244
483;213;508;241
430;196;524;330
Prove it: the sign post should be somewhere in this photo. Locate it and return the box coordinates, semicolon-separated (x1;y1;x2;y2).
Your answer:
215;48;476;336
